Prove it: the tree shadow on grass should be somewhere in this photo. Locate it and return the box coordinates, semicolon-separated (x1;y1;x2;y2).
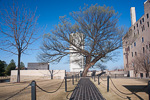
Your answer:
123;85;148;100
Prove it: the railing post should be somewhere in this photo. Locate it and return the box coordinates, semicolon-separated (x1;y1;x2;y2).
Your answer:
65;77;67;92
72;75;74;85
148;81;150;100
107;76;109;92
98;75;100;85
51;70;53;79
76;75;77;82
31;80;36;100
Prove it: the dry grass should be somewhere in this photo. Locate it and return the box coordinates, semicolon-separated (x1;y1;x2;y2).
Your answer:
91;77;150;100
0;78;78;100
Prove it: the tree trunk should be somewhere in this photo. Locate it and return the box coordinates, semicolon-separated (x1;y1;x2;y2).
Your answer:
17;51;21;82
82;63;94;77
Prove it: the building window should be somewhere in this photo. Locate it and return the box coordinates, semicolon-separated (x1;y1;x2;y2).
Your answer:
142;37;144;42
128;46;130;52
135;52;137;56
134;42;136;46
147;13;149;19
137;23;138;27
142;18;144;22
132;52;133;57
147;22;149;27
146;45;148;49
132;63;134;67
140;20;142;24
137;30;139;35
142;25;145;32
143;47;145;53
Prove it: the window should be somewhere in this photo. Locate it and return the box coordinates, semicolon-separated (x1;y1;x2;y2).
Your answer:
137;30;139;35
147;13;149;19
147;22;149;27
137;23;138;27
142;25;145;32
135;52;137;56
142;37;144;42
143;47;145;53
142;18;144;22
128;46;130;52
146;45;148;49
132;52;133;57
140;20;142;24
134;42;136;46
132;63;134;67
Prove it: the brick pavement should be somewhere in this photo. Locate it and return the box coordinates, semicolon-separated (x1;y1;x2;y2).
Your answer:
70;78;105;100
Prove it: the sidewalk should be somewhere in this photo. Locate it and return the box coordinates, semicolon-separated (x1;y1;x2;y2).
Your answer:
70;78;105;100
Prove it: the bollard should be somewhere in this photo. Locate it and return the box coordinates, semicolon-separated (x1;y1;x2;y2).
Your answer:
98;76;100;85
65;70;66;77
65;77;67;92
94;75;96;82
31;80;36;100
107;76;109;92
51;70;53;79
148;81;150;100
76;75;77;82
72;75;74;85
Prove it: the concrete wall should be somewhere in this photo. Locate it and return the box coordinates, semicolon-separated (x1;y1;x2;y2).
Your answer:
11;70;65;82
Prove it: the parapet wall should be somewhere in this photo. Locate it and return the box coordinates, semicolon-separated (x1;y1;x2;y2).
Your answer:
11;70;65;82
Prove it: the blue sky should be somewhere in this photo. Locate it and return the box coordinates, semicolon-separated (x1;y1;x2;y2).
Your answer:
0;0;146;71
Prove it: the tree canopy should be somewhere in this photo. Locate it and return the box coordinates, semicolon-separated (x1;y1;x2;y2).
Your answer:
39;4;124;76
5;59;16;76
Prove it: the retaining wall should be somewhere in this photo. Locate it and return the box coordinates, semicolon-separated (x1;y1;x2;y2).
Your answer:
11;70;65;82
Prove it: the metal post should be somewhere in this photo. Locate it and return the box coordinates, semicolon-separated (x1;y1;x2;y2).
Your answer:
72;75;74;85
76;75;77;82
148;81;150;100
31;80;36;100
51;70;53;79
65;77;67;92
65;70;66;77
98;76;100;85
107;76;109;92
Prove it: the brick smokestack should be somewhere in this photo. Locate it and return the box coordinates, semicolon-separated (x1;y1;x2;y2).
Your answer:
130;7;136;25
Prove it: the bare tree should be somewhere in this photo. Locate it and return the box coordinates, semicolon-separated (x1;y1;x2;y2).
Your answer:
39;4;124;77
133;52;150;78
0;2;39;82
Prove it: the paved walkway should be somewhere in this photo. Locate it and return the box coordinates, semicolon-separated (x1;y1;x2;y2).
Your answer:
70;78;105;100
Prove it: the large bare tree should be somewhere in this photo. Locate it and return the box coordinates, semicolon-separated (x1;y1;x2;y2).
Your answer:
40;4;124;76
0;2;39;82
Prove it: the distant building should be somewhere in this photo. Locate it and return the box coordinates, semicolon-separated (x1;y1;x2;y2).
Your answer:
123;0;150;77
70;32;84;72
27;63;49;70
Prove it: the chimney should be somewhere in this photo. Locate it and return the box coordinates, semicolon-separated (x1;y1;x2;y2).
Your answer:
130;7;136;25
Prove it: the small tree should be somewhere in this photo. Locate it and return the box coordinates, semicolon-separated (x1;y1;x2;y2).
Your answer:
5;59;16;76
0;60;7;76
39;4;124;77
0;2;39;82
133;53;150;78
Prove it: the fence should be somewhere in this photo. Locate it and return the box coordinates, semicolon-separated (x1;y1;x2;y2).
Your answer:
91;75;150;100
5;73;80;100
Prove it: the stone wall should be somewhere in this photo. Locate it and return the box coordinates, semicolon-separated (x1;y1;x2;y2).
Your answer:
11;70;65;82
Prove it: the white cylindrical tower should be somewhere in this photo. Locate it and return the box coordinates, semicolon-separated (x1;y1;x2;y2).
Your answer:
130;7;136;25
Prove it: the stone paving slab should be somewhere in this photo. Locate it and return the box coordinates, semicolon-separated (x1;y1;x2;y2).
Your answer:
70;78;105;100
